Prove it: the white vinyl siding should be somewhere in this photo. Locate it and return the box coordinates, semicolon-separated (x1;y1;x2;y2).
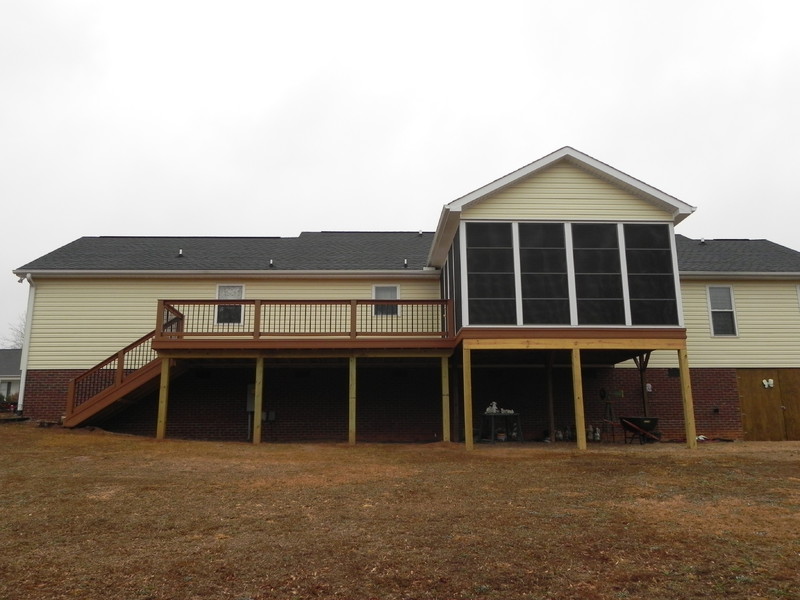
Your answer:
461;162;671;222
642;279;800;369
25;277;441;369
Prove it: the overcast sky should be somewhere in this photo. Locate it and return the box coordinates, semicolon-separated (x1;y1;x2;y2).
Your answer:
2;0;799;344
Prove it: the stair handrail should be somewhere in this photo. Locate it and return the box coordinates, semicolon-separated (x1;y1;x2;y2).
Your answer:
66;330;159;418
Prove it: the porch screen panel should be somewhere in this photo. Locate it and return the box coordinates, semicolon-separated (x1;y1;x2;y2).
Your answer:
452;230;463;331
572;223;625;325
466;223;516;324
519;223;570;324
624;224;679;325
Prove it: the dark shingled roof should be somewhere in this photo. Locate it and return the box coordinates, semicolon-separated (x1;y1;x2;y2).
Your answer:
676;234;800;273
15;232;435;272
0;349;22;377
15;232;800;275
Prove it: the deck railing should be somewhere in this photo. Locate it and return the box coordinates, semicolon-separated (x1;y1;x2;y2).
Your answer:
154;299;454;341
66;330;159;417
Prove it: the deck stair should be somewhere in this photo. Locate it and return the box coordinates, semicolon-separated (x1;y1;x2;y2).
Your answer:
64;331;167;428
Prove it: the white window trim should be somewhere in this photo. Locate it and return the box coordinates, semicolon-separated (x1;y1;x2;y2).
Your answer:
668;224;685;327
216;284;245;325
707;285;738;337
512;223;524;325
617;223;632;326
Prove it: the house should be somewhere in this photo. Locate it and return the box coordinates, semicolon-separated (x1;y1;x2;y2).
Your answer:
12;147;800;446
0;348;22;407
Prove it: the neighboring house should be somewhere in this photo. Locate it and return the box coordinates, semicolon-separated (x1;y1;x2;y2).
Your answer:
0;348;22;405
11;147;800;445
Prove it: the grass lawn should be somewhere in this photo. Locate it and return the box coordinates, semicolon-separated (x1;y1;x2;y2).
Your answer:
2;422;799;599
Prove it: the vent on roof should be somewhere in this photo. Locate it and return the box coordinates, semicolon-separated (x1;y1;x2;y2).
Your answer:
177;248;184;257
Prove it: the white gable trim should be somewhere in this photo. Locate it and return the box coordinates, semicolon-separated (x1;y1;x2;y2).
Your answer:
427;147;696;268
447;146;696;219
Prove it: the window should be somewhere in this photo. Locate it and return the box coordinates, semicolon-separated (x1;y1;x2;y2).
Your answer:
708;286;737;336
217;284;243;324
374;285;399;316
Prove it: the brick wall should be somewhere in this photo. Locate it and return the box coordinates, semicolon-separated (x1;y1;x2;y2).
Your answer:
466;365;743;443
97;358;444;443
21;369;84;422
24;362;743;443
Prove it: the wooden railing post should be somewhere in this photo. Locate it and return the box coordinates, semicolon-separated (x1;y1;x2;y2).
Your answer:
115;350;125;385
155;300;165;340
446;300;455;338
66;379;76;418
253;300;262;340
350;300;358;339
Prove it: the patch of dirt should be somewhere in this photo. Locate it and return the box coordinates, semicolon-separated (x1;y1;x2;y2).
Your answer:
2;422;799;599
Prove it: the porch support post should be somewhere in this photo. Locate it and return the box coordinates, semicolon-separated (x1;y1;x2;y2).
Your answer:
156;358;170;440
678;348;697;449
462;345;474;451
252;357;264;444
546;351;556;443
348;356;357;445
440;356;451;442
571;348;587;450
633;351;652;417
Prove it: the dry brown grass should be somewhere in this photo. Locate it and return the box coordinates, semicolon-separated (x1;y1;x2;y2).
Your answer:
2;422;799;600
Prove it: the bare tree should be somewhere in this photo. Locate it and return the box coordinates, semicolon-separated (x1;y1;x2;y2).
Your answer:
2;314;26;349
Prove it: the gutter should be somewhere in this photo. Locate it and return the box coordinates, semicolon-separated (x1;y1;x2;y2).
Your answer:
16;274;35;413
10;268;441;280
679;271;800;280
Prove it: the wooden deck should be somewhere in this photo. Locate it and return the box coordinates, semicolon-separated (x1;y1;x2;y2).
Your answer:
152;299;456;351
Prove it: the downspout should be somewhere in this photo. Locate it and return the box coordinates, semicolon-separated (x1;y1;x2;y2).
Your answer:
16;273;36;413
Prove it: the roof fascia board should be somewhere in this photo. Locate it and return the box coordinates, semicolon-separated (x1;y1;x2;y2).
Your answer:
427;207;461;268
11;269;441;280
446;146;696;223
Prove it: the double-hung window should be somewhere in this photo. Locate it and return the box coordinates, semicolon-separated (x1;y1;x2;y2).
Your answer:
374;285;399;316
217;284;244;325
708;286;737;336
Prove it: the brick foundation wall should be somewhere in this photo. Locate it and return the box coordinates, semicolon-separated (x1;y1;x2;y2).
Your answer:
96;359;444;443
21;369;84;422
594;367;743;441
24;362;743;443
466;366;743;443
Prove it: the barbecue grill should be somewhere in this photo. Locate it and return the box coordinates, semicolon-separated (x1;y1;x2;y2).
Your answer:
620;416;660;444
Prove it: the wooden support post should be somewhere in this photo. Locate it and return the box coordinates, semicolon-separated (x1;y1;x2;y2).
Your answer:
462;345;474;451
348;356;357;445
546;351;555;443
633;351;652;416
441;356;451;442
571;348;587;450
252;357;264;444
156;358;170;440
678;348;697;449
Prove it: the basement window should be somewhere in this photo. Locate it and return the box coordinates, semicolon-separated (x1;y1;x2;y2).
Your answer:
708;286;737;336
